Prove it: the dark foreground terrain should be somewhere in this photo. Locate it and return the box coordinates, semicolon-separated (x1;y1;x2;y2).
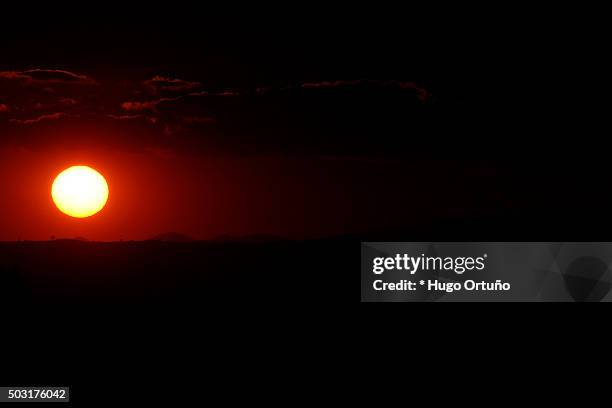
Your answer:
0;239;355;303
0;224;605;402
2;207;611;304
1;238;358;400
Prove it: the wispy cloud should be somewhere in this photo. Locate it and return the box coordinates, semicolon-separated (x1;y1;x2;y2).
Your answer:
2;69;432;142
0;69;95;85
9;112;69;125
144;76;202;94
120;88;244;115
300;80;362;89
107;114;158;124
59;97;78;105
121;96;182;112
117;79;431;131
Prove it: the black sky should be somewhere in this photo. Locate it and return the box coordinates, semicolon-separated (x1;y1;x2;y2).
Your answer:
3;6;611;239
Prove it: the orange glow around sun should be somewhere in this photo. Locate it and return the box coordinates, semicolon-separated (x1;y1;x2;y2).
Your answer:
52;166;109;218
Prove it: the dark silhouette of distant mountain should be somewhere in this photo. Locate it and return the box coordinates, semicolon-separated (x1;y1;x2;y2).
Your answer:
148;232;194;242
54;236;89;242
211;233;286;243
148;232;285;243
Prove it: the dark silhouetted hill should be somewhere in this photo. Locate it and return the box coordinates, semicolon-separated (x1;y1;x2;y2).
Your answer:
148;232;194;242
0;238;345;303
3;209;607;305
54;236;89;242
211;233;286;243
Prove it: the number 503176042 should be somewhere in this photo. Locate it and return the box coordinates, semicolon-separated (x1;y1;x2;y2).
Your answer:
7;388;67;400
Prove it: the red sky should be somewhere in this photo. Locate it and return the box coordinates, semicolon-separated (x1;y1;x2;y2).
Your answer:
0;146;347;241
0;25;507;241
0;143;502;241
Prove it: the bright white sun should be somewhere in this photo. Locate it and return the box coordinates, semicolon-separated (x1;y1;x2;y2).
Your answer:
52;166;109;218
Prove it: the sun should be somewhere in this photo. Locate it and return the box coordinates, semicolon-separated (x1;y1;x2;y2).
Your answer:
52;166;109;218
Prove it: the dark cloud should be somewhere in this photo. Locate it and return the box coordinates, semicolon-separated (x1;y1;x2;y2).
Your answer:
58;97;78;105
300;80;362;88
144;76;202;94
300;80;431;101
121;89;246;113
121;96;182;112
107;114;146;120
30;97;79;111
121;79;430;114
120;101;157;112
0;69;95;85
206;90;239;97
9;112;69;125
107;114;158;124
1;69;433;158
